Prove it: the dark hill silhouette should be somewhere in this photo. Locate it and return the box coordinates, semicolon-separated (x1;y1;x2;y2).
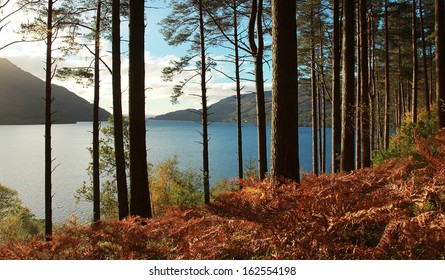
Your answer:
0;58;111;125
151;85;327;127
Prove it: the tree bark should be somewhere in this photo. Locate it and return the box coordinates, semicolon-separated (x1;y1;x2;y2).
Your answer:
112;0;129;220
310;6;318;176
412;0;418;123
93;0;101;223
419;0;430;114
331;0;341;173
129;0;151;218
45;0;53;240
198;0;210;204
340;0;355;172
270;0;299;182
233;0;243;184
248;0;267;180
436;0;445;127
360;0;370;167
384;0;390;151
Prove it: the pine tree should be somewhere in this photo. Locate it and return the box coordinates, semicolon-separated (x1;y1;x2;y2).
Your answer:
436;0;445;127
270;0;299;182
112;0;129;220
340;0;356;172
128;0;151;217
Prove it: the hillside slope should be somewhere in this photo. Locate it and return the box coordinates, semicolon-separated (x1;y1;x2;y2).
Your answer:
0;58;110;124
151;86;327;126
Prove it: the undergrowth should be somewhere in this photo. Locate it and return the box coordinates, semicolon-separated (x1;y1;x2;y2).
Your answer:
1;130;445;259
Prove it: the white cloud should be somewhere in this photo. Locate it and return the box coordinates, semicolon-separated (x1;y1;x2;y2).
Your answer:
1;3;270;117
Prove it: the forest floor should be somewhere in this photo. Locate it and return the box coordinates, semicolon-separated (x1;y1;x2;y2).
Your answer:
1;130;445;260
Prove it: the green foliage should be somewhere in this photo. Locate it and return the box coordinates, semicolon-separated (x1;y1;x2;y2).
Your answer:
75;117;204;219
0;184;43;243
149;156;203;216
373;111;437;166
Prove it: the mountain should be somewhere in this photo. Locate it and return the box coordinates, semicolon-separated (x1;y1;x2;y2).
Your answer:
0;58;111;125
151;85;330;127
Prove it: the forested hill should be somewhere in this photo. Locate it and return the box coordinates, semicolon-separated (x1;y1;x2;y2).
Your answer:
151;85;326;126
0;58;111;125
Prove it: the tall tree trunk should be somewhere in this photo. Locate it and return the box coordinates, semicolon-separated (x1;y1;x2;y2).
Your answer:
129;0;151;218
198;0;210;204
397;44;403;132
319;27;326;174
93;0;101;223
45;0;53;240
311;6;319;176
340;0;356;172
419;0;430;114
248;0;267;180
384;0;390;151
436;0;445;128
331;0;341;173
412;0;418;123
270;0;299;182
233;0;243;184
112;0;129;220
356;0;362;169
360;0;370;167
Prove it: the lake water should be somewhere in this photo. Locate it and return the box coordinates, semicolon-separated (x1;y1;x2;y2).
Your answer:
0;120;331;222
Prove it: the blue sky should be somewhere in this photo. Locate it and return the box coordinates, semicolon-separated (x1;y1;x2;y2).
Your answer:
0;0;271;116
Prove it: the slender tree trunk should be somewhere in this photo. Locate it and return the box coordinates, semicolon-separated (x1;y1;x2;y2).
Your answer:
340;0;355;172
331;0;341;173
412;0;418;123
356;0;362;169
45;0;53;240
419;0;430;114
397;44;403;132
436;0;445;128
360;0;370;167
384;0;390;151
429;44;435;106
270;0;299;182
319;26;326;174
233;0;243;184
248;0;267;180
93;0;101;223
311;6;318;176
198;0;210;204
129;0;151;218
112;0;129;220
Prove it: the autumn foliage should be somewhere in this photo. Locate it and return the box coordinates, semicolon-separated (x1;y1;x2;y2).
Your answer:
1;129;445;260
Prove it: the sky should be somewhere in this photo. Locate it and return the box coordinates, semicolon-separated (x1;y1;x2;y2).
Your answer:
0;0;272;116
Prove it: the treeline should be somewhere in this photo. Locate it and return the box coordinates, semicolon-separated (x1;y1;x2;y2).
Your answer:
1;0;444;241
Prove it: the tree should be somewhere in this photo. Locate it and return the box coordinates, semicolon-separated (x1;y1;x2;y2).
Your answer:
340;0;355;172
112;0;129;219
44;0;54;240
412;0;418;123
160;0;216;204
436;0;445;127
383;0;390;151
92;0;102;222
358;0;371;168
310;3;319;176
331;0;341;173
419;0;430;114
270;0;299;182
248;0;268;180
128;0;151;217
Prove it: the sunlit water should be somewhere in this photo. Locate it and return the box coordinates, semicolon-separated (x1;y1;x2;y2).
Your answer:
0;120;331;223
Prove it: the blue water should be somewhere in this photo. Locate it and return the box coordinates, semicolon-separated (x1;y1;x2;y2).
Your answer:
0;120;331;222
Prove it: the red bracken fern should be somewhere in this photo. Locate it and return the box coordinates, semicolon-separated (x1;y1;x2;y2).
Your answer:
1;130;445;259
